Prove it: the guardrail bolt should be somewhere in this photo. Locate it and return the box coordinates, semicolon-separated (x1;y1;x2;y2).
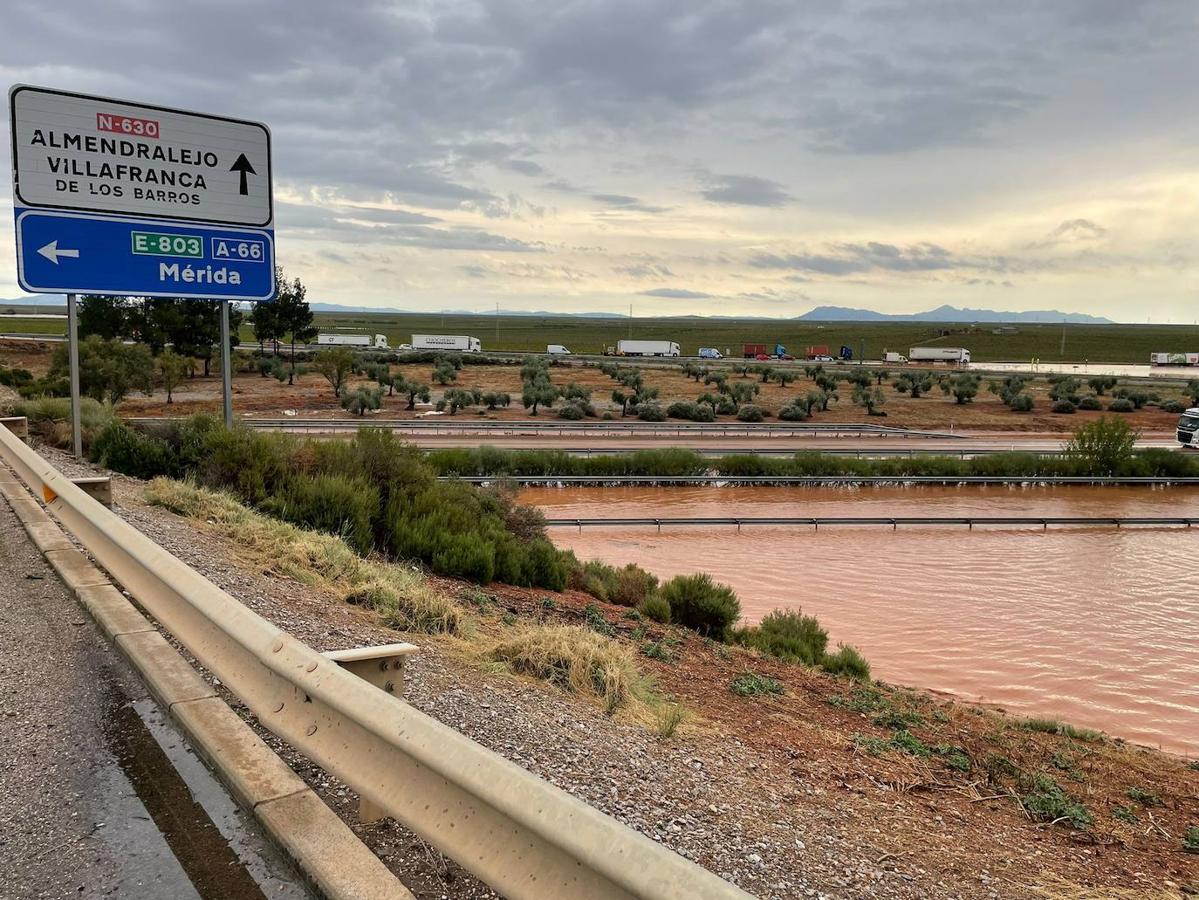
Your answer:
384;681;395;693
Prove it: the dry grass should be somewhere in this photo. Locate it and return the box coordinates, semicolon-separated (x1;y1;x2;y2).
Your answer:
488;624;642;714
1028;874;1187;900
144;477;461;633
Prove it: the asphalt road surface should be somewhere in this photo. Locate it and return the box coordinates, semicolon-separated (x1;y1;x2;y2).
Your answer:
0;493;310;900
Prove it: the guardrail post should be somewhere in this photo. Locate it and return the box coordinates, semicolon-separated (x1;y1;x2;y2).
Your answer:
0;416;29;439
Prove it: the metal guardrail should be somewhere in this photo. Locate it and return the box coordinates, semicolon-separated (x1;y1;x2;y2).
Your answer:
451;475;1199;486
428;446;1069;458
127;416;965;440
544;515;1199;530
0;426;751;900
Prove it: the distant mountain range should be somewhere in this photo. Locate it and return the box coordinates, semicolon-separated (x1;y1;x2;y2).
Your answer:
797;304;1113;324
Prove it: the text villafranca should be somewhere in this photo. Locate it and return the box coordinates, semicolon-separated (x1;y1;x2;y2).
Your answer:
30;129;216;190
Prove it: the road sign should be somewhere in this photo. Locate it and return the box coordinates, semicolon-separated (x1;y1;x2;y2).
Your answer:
9;84;272;228
15;209;275;300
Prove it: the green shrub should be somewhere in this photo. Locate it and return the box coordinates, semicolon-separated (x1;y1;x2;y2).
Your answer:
0;366;34;388
1125;786;1161;807
195;426;295;506
636;403;666;422
1160;399;1187;414
1076;395;1102;411
736;405;766;422
730;672;783;696
1009;393;1034;412
1184;826;1199;854
89;421;177;479
658;573;741;639
638;594;671;623
734;608;827;666
1065;416;1138;476
1107;398;1134;412
778;404;809;421
822;644;871;680
261;473;379;555
1051;400;1076;414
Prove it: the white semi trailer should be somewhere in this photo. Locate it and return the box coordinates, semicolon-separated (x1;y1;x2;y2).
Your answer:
617;339;680;357
909;347;970;364
411;334;482;352
317;333;390;349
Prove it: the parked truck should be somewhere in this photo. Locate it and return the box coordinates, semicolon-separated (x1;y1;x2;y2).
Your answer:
617;339;680;357
1151;352;1199;366
698;347;723;359
547;344;572;355
411;334;482;352
317;333;390;349
742;343;768;359
909;347;970;364
884;351;908;364
804;344;829;360
1177;407;1199;446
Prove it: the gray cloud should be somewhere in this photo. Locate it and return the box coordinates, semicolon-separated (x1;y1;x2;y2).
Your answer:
751;242;994;275
640;288;713;299
615;262;676;279
701;174;791;207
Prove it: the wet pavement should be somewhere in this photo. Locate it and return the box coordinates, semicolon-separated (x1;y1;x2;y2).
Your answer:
0;494;311;900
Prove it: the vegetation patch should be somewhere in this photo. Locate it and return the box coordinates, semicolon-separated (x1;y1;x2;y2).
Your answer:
1017;717;1104;743
1021;774;1093;829
730;672;783;696
144;478;460;633
489;625;640;713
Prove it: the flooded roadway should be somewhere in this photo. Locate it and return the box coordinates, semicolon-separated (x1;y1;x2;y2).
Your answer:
523;484;1199;755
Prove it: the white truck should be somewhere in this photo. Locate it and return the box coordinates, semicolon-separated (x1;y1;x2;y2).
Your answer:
883;351;908;364
698;347;723;359
411;334;482;353
909;347;970;364
547;344;572;355
1151;352;1199;366
617;339;680;357
317;333;389;349
1178;407;1199;447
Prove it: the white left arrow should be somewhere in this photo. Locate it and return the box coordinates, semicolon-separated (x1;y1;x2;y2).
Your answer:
37;240;81;264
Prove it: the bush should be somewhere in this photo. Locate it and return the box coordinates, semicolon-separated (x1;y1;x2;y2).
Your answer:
636;403;666;422
658;573;741;639
1160;399;1187;414
736;405;766;422
1075;395;1102;411
665;401;714;422
638;594;671;623
1051;400;1076;414
1065;416;1138;476
261;473;379;555
778;404;809;421
341;386;383;416
734;609;827;666
557;402;586;420
822;644;871;680
1184;826;1199;854
1009;394;1034;412
1107;398;1134;412
89;421;177;479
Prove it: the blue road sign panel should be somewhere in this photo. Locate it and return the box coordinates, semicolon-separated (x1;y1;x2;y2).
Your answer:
15;208;275;300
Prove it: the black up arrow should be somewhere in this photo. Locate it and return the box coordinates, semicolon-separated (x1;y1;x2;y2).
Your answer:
229;153;256;196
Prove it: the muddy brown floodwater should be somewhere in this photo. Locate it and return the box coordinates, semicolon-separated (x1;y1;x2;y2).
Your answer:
521;484;1199;755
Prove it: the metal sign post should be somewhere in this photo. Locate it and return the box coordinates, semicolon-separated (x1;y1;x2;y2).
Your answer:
220;300;233;426
8;83;274;429
66;293;81;457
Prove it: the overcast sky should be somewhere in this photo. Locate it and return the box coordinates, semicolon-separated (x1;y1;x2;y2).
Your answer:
3;1;1198;321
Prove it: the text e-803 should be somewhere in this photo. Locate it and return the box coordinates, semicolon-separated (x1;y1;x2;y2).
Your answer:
210;237;267;263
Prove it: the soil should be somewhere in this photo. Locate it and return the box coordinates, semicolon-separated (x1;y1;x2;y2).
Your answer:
2;340;1186;433
23;443;1199;900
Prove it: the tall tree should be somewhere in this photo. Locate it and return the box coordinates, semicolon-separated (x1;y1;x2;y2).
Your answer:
273;267;316;385
250;299;281;354
77;296;130;339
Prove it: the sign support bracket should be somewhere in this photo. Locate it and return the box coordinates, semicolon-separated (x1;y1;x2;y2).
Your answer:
67;293;82;459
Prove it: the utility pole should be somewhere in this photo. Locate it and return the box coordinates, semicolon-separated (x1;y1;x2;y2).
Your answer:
495;302;499;345
1060;321;1066;356
66;294;81;458
628;303;633;339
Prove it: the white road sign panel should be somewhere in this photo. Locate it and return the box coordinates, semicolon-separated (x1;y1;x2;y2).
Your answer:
9;85;272;228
